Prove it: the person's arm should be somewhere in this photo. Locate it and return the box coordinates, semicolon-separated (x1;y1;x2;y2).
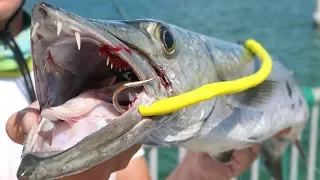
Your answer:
166;128;290;180
59;145;142;180
167;145;261;180
116;156;151;180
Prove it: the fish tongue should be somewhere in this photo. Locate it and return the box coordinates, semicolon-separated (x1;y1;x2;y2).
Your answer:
37;76;143;152
35;88;122;152
41;89;121;123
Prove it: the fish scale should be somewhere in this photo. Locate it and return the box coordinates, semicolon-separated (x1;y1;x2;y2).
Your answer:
18;2;309;180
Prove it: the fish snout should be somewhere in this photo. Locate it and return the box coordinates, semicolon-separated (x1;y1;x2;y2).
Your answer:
17;154;41;180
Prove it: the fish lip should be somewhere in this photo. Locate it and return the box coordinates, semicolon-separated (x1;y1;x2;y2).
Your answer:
23;5;167;178
31;2;166;110
19;93;161;180
16;154;40;180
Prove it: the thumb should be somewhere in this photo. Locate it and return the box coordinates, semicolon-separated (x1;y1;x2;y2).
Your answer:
6;101;40;144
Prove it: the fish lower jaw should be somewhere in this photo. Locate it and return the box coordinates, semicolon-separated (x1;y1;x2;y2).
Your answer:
26;91;155;157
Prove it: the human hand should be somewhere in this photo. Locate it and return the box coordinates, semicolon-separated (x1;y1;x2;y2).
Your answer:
0;0;22;26
167;145;261;180
6;101;141;180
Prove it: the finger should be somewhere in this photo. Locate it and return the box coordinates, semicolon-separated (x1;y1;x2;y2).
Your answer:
108;144;142;171
249;144;261;158
6;101;40;144
229;144;261;177
273;127;292;138
20;107;40;133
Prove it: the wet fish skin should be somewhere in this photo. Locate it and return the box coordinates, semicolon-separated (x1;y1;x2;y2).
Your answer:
18;2;309;180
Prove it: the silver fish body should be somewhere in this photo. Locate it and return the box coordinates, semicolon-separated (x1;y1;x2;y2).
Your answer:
18;2;309;180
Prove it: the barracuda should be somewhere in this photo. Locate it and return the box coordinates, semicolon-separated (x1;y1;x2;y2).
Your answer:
18;2;309;180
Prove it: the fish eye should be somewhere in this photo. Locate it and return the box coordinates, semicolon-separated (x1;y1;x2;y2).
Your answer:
159;25;176;55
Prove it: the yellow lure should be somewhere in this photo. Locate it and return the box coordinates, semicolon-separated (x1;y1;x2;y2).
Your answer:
138;39;273;116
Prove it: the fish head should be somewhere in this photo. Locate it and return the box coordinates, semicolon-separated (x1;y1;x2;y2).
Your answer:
32;3;213;109
19;2;217;179
31;3;172;109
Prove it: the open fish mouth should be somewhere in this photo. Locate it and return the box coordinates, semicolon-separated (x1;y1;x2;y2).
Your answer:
24;2;169;156
32;3;169;109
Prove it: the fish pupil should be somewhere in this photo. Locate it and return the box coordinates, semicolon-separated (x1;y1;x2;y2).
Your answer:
160;26;175;52
164;31;173;49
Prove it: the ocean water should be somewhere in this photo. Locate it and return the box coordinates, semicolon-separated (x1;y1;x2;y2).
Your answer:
23;0;320;179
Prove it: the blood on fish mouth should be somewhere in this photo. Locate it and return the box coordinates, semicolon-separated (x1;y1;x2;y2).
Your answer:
30;15;160;152
31;14;171;116
20;5;173;175
99;45;132;70
46;41;152;113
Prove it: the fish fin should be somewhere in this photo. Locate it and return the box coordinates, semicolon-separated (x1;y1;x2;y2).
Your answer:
261;137;315;180
212;150;234;164
262;150;283;180
261;137;287;180
292;139;320;176
294;139;307;164
229;80;278;108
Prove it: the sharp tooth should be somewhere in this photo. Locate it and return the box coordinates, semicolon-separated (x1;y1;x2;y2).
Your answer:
122;72;131;80
111;64;113;69
128;93;135;101
75;31;81;50
123;78;153;88
32;22;40;38
57;21;62;36
55;72;61;79
106;56;110;65
119;69;122;72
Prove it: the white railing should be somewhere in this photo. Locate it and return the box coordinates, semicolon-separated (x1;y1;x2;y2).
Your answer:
145;87;320;180
307;88;320;180
313;0;320;26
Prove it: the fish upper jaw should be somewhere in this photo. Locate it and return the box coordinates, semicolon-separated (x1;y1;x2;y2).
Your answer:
19;3;177;179
31;2;169;110
19;3;174;178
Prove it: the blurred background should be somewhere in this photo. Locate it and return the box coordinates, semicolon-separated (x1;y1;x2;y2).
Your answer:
23;0;320;179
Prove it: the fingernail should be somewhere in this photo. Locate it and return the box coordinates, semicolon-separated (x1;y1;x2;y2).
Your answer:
21;108;40;133
20;108;40;115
